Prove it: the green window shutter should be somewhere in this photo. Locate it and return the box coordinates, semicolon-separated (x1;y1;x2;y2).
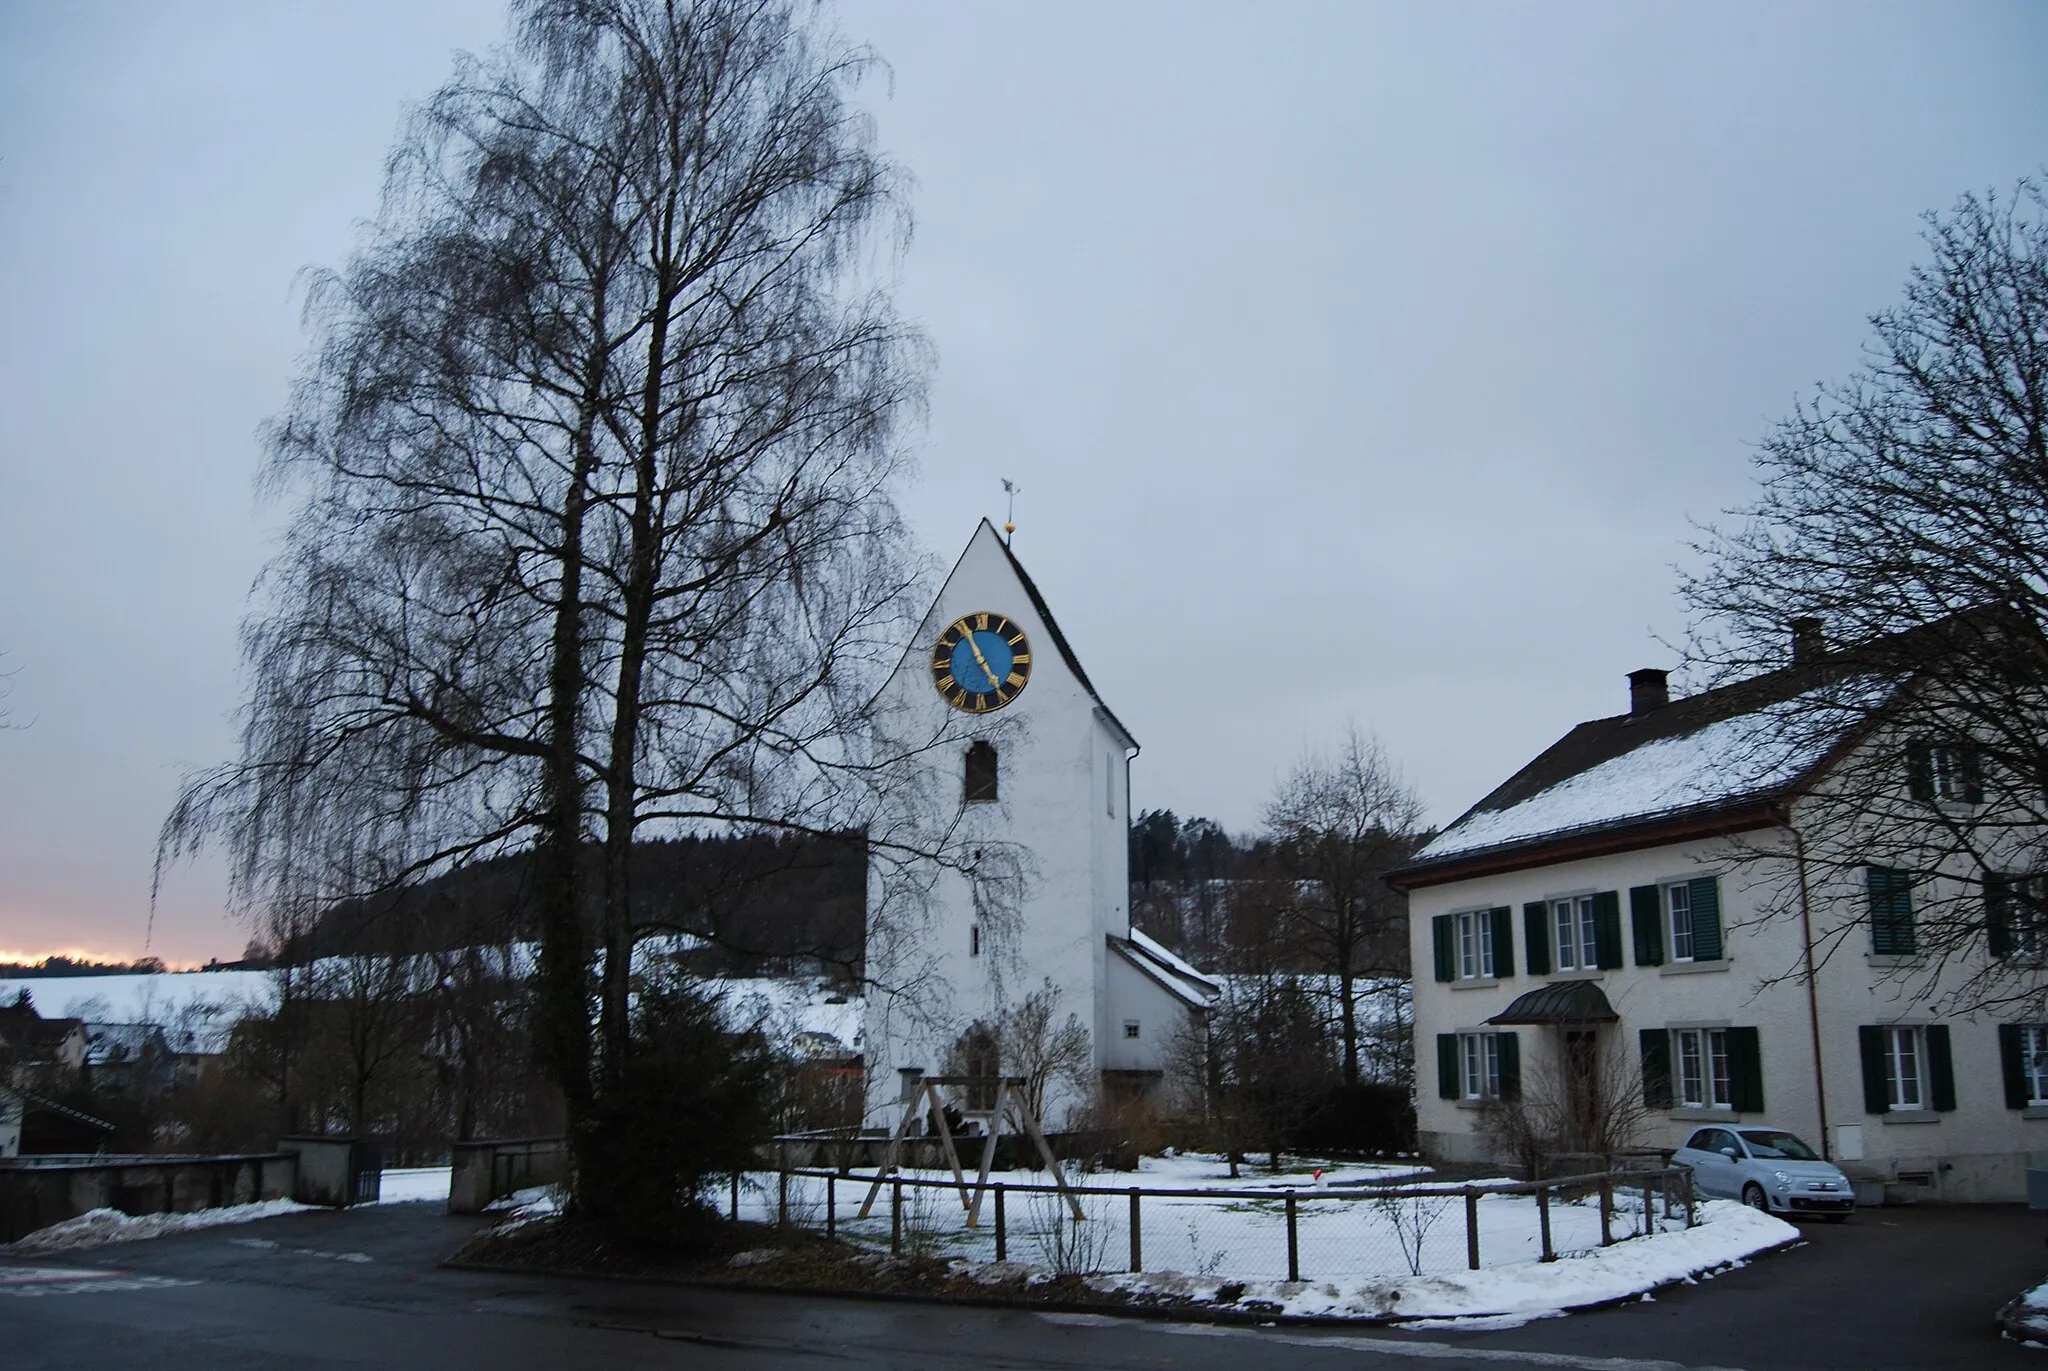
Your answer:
1688;876;1723;961
2000;1024;2029;1109
1523;901;1551;975
1986;875;2014;959
1639;1027;1673;1109
1727;1027;1765;1113
1868;867;1916;956
1437;1033;1461;1100
1858;1025;1890;1113
1906;742;1933;803
1489;906;1515;979
1629;885;1664;966
1496;1031;1521;1102
1927;1025;1956;1112
1592;890;1624;970
1432;914;1456;982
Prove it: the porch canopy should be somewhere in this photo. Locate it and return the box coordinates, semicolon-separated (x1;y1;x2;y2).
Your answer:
1485;980;1619;1025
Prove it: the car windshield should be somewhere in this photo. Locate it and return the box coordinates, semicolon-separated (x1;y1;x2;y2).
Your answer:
1737;1129;1820;1161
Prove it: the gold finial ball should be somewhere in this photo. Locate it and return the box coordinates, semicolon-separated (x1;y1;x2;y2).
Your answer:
1004;520;1015;535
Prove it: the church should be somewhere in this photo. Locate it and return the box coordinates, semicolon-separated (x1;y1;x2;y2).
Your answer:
860;520;1217;1128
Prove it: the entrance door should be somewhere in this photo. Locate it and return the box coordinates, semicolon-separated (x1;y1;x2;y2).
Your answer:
1564;1029;1601;1151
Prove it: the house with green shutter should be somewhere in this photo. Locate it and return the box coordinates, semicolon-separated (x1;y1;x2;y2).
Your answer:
1391;617;2046;1203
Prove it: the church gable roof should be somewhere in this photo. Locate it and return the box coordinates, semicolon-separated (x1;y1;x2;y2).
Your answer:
917;519;1137;748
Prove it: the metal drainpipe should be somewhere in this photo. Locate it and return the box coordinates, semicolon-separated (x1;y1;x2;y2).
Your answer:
1792;825;1833;1160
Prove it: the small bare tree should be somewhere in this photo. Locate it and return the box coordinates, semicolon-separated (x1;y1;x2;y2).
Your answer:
1475;1029;1650;1178
1262;726;1426;1085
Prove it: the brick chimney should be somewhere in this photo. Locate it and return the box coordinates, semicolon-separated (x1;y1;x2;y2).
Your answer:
1791;617;1825;665
1628;668;1669;715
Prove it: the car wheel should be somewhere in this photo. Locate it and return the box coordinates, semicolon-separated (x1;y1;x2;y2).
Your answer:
1742;1183;1771;1212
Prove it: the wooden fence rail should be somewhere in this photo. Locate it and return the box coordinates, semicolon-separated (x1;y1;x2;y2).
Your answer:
765;1165;1698;1281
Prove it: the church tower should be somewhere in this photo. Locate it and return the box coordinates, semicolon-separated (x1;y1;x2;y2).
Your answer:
862;521;1213;1126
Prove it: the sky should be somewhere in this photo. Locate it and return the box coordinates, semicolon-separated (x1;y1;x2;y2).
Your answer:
2;2;2044;966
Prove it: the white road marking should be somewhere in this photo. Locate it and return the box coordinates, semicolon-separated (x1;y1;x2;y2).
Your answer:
1037;1315;1750;1371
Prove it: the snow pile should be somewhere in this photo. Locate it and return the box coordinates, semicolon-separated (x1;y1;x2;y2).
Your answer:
1420;682;1885;860
485;1183;564;1233
2;1198;311;1253
1997;1276;2048;1344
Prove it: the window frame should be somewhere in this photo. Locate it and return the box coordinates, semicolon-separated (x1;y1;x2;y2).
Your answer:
1459;1031;1502;1101
1552;894;1597;971
1453;908;1496;980
1673;1027;1733;1110
1883;1025;1925;1110
1667;882;1695;963
2020;1025;2048;1106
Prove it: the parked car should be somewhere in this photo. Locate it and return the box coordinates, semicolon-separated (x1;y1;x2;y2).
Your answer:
1672;1124;1855;1221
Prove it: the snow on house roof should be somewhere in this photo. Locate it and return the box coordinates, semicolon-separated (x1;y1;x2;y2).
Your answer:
1110;931;1219;1010
1410;671;1896;869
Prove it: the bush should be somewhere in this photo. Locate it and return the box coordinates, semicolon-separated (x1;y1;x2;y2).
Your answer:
1292;1082;1415;1157
575;980;783;1242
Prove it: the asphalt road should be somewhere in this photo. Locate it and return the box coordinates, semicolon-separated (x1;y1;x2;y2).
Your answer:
4;1201;2042;1370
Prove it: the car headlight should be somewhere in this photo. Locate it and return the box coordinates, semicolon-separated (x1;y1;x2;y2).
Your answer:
1771;1170;1792;1190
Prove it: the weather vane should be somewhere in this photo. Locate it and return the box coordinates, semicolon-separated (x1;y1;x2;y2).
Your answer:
1001;478;1018;546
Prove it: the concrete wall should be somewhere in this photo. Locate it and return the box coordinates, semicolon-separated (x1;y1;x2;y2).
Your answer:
449;1137;565;1214
0;1153;293;1243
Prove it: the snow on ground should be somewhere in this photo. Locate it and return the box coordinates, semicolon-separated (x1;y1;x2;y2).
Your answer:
1;1199;313;1253
375;1167;451;1204
732;1155;1797;1323
1998;1276;2048;1345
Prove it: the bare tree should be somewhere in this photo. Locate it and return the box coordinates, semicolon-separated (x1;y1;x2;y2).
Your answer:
1683;180;2048;1017
158;0;931;1228
1261;726;1425;1084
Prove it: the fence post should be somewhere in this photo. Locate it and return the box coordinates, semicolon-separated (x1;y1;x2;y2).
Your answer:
1599;1177;1614;1246
778;1168;790;1229
730;1171;740;1222
826;1174;836;1240
994;1183;1007;1262
1642;1178;1655;1237
1683;1169;1698;1228
1128;1188;1142;1273
891;1177;902;1256
1537;1184;1555;1262
1285;1190;1300;1282
1465;1190;1480;1271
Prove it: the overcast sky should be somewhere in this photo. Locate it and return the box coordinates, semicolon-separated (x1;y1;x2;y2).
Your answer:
2;2;2044;965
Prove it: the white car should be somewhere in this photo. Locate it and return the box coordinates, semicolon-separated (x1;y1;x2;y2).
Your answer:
1672;1124;1855;1221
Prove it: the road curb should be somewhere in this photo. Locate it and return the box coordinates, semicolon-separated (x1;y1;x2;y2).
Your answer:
442;1231;1806;1331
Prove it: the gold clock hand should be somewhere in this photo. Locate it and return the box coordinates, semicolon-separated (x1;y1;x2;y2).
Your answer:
963;630;1000;690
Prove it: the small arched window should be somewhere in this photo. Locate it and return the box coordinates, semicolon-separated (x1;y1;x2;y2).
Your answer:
964;740;998;803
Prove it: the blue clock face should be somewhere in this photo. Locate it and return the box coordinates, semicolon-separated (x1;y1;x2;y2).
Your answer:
931;612;1032;712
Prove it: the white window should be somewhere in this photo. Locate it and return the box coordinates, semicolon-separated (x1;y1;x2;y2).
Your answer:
1123;1020;1141;1040
1460;1032;1502;1100
1454;909;1495;979
1883;1026;1925;1110
1668;883;1694;962
1674;1028;1732;1109
1553;895;1598;971
1928;744;1975;802
2023;1026;2048;1106
2004;875;2048;959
